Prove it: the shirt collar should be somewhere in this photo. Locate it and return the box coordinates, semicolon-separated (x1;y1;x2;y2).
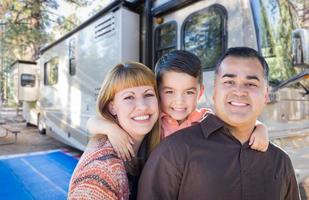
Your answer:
160;108;209;124
200;114;226;138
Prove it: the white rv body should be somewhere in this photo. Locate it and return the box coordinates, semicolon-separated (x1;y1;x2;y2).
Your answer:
37;7;139;150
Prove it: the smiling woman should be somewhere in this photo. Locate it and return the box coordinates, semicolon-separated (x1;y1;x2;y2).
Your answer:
68;62;160;200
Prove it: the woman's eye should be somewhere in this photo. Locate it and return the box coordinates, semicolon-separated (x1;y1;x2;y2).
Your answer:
124;96;134;100
145;93;155;97
164;90;173;94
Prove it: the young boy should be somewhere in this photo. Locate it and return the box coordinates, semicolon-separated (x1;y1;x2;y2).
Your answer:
87;50;269;161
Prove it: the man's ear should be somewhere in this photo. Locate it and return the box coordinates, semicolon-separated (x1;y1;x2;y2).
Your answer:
212;78;218;102
108;101;117;116
198;84;205;100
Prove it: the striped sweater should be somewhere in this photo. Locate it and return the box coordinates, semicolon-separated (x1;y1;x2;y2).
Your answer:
68;136;129;200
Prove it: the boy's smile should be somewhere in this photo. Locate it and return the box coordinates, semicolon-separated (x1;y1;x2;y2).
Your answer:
159;71;204;124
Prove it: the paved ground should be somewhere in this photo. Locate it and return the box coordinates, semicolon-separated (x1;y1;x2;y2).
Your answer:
0;108;81;156
0;108;308;199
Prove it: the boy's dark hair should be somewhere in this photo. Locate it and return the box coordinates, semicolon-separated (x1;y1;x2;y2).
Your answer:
155;50;203;86
215;47;269;82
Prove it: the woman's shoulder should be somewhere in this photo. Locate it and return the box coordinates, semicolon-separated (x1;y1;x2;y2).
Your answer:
69;136;129;199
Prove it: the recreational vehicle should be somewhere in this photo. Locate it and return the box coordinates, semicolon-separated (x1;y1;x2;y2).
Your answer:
21;0;308;151
9;60;40;124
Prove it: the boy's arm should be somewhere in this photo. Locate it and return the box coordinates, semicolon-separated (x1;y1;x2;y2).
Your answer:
86;116;135;160
249;120;269;152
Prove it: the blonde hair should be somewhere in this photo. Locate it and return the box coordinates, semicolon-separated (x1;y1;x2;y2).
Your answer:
96;62;160;155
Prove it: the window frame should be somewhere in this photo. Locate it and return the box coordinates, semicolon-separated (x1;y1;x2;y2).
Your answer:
154;20;178;64
68;38;76;76
20;73;36;87
181;4;228;71
44;57;59;86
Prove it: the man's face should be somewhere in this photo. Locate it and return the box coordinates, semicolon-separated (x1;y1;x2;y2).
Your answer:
213;56;268;128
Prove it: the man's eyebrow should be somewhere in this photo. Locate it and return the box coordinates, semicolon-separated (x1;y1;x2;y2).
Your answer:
221;74;236;78
246;75;260;81
221;74;260;82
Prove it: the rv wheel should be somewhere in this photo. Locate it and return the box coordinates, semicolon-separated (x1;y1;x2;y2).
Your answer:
38;115;46;135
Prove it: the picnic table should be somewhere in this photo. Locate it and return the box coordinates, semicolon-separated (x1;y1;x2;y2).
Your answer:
0;123;23;145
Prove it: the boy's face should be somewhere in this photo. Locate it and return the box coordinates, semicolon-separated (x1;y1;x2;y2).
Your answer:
159;71;204;123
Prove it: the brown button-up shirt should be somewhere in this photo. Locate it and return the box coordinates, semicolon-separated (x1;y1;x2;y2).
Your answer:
137;114;300;200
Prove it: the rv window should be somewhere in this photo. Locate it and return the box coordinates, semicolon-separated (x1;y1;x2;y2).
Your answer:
44;57;59;85
182;5;227;70
69;38;76;76
250;0;298;83
154;21;177;62
21;74;35;87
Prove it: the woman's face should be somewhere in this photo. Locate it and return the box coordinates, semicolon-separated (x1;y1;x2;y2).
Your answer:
108;85;159;141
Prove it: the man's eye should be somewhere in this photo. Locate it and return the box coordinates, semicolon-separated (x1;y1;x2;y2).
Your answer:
247;83;258;88
124;96;134;100
224;80;234;85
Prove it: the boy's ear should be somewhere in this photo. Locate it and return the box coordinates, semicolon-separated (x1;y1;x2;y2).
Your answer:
198;84;205;100
108;101;117;116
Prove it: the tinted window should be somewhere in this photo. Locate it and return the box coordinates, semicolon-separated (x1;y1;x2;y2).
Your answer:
21;74;35;87
44;57;59;85
154;22;177;63
183;5;227;70
69;38;76;76
251;0;298;83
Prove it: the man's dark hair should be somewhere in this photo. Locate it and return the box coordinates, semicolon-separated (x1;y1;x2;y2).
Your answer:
155;50;203;86
215;47;269;82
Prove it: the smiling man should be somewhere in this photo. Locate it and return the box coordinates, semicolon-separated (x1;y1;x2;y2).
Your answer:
137;47;300;200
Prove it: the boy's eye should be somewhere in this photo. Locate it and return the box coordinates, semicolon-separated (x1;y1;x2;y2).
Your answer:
164;90;173;94
186;90;195;95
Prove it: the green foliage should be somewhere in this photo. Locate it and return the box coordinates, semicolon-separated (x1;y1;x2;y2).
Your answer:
0;0;87;61
0;0;87;103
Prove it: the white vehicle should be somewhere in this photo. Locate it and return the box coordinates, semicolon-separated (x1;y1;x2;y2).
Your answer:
20;0;308;151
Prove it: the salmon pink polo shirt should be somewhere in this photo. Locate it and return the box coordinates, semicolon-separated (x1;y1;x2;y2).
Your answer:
160;108;211;139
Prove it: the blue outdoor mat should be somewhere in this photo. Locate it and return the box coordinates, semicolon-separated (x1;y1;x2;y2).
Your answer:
0;149;79;200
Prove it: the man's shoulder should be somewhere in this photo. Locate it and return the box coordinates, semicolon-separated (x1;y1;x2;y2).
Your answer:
268;142;290;157
267;142;294;168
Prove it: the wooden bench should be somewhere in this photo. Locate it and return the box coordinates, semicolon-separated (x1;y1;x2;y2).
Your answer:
0;124;22;145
